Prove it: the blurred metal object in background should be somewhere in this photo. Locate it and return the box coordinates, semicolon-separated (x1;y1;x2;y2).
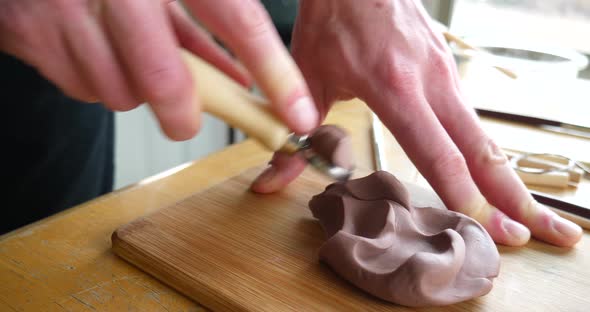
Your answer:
453;41;588;80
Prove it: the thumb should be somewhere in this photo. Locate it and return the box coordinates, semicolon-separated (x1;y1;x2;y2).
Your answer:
251;152;308;193
183;0;319;134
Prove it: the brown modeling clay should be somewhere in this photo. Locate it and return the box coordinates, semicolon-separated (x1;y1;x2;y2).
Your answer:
309;125;354;170
309;171;500;307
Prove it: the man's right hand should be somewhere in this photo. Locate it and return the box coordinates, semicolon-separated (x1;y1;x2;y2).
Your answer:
0;0;319;140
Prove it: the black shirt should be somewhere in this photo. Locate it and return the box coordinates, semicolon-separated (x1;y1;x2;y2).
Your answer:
0;53;114;234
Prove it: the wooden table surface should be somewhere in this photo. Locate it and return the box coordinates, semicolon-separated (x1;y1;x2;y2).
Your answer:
0;100;588;311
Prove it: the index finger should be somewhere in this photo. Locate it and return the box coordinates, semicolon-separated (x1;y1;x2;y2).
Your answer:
103;0;199;141
183;0;319;134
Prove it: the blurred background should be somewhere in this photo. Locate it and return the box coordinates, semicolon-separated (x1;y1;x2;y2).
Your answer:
114;0;589;188
450;0;590;67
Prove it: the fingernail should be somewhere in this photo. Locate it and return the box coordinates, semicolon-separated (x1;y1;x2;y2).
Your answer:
290;96;319;133
253;166;278;187
552;215;582;239
502;218;530;242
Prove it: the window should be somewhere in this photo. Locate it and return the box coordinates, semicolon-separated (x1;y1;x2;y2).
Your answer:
442;1;589;127
449;0;590;78
450;0;590;54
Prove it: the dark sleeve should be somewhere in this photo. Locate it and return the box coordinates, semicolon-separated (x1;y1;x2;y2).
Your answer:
261;0;298;46
0;53;114;234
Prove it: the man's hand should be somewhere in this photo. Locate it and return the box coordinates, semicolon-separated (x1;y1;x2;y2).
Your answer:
0;0;318;140
252;0;582;247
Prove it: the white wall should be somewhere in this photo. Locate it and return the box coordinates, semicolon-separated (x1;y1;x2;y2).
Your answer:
114;106;230;189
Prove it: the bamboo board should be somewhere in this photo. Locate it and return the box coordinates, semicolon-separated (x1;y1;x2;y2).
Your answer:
112;167;589;311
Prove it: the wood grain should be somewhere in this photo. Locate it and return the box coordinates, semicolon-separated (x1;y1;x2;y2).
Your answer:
1;100;588;311
0;100;371;311
112;167;590;312
110;167;440;312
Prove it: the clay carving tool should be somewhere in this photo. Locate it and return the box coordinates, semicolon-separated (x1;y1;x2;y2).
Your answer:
507;151;588;189
179;50;352;181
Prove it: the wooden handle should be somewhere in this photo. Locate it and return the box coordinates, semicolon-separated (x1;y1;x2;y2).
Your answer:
505;151;582;184
516;156;583;184
516;171;570;189
180;50;290;151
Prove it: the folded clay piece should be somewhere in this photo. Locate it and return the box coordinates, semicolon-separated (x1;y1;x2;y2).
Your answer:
309;125;354;170
309;171;500;307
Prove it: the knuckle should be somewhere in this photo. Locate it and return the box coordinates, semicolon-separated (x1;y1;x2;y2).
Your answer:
53;0;71;11
380;58;420;97
231;0;273;40
519;199;539;222
537;209;554;229
469;136;508;167
429;151;470;185
53;0;88;16
140;65;191;104
428;50;454;78
104;95;140;112
465;199;493;223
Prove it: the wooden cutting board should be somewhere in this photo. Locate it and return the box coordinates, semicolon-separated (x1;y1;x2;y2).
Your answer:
112;167;590;311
